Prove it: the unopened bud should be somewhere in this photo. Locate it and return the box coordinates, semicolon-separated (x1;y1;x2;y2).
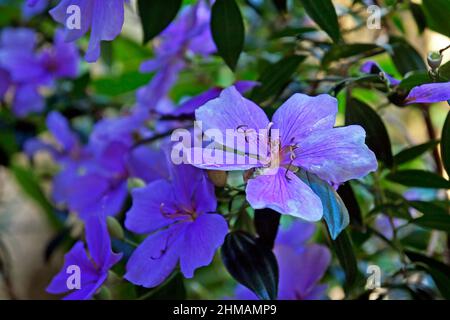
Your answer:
107;216;124;240
427;51;442;70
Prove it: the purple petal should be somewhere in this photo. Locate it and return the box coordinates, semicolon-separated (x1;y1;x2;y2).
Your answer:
179;213;228;277
404;82;450;105
272;93;337;147
50;0;92;43
12;84;45;117
246;168;323;221
125;225;185;288
126;146;170;183
62;276;105;300
0;27;37;51
293;125;378;184
360;61;400;86
46;111;77;151
0;68;10;99
275;220;316;248
125;180;177;234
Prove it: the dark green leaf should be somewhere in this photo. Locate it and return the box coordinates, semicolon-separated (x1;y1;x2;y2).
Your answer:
345;97;393;167
389;36;426;75
138;272;186;300
138;0;182;43
272;0;287;13
337;182;364;229
92;71;153;97
251;55;306;103
412;213;450;233
221;231;278;300
410;3;427;34
270;27;317;39
211;0;245;70
299;0;341;43
441;111;450;176
398;71;432;91
408;200;449;216
298;170;349;240
439;61;450;81
406;250;450;299
422;0;450;38
393;140;439;165
322;43;382;67
386;169;450;189
332;230;357;286
254;209;281;250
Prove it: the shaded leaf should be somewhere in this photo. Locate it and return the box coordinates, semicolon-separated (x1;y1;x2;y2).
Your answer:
441;111;450;176
299;0;341;43
298;170;349;240
211;0;245;70
332;230;357;286
138;0;182;43
345;97;393;167
337;182;364;229
254;208;281;249
410;3;427;34
221;231;278;300
422;0;450;38
386;169;450;189
322;43;382;67
389;36;426;75
251;55;306;103
393;140;439;165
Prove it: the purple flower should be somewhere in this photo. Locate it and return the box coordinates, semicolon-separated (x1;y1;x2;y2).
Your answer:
137;0;216;110
124;160;228;288
50;0;128;62
22;0;49;19
190;86;377;220
0;28;79;117
235;221;331;300
46;214;122;300
360;61;400;86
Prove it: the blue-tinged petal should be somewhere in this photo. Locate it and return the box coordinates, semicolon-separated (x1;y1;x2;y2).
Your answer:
46;111;77;152
49;0;92;42
272;93;337;147
404;82;450;105
293;125;378;185
179;214;228;278
125;225;185;288
246;168;323;221
275;220;316;248
125;180;177;234
12;84;45;117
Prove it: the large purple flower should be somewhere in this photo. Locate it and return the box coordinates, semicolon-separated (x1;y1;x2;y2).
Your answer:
50;0;128;62
137;0;216;110
124;160;228;288
46;214;122;300
235;221;331;300
189;86;377;220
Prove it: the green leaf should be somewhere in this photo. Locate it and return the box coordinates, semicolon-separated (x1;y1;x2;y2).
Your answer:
299;0;341;43
345;97;393;167
406;250;450;299
251;55;306;103
410;3;427;34
408;200;449;216
422;0;450;38
386;169;450;189
298;170;349;240
441;111;450;176
138;0;182;44
211;0;245;71
332;230;357;286
221;231;278;300
398;71;432;91
412;213;450;233
92;71;153;97
337;182;364;229
439;61;450;81
389;36;426;75
10;165;62;229
322;43;382;67
393;140;439;165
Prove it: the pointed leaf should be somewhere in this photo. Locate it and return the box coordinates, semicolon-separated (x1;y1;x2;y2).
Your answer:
337;182;364;229
299;0;341;43
422;0;450;38
332;230;357;286
138;0;182;44
389;36;426;75
254;208;281;250
441;111;450;176
386;169;450;189
211;0;245;70
221;231;278;300
394;140;439;165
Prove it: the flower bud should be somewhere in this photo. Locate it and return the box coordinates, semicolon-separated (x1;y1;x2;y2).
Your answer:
107;216;124;240
427;51;442;70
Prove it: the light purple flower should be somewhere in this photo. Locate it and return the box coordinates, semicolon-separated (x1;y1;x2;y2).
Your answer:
46;213;122;300
235;221;331;300
190;86;377;220
124;160;228;288
50;0;128;62
22;0;49;19
137;0;216;110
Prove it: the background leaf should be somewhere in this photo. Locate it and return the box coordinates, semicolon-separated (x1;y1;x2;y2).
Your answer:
386;170;450;189
393;140;439;165
332;230;357;286
299;0;341;43
254;208;281;249
389;36;426;75
211;0;245;70
345;97;393;167
422;0;450;38
221;231;278;300
138;0;182;44
441;111;450;176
